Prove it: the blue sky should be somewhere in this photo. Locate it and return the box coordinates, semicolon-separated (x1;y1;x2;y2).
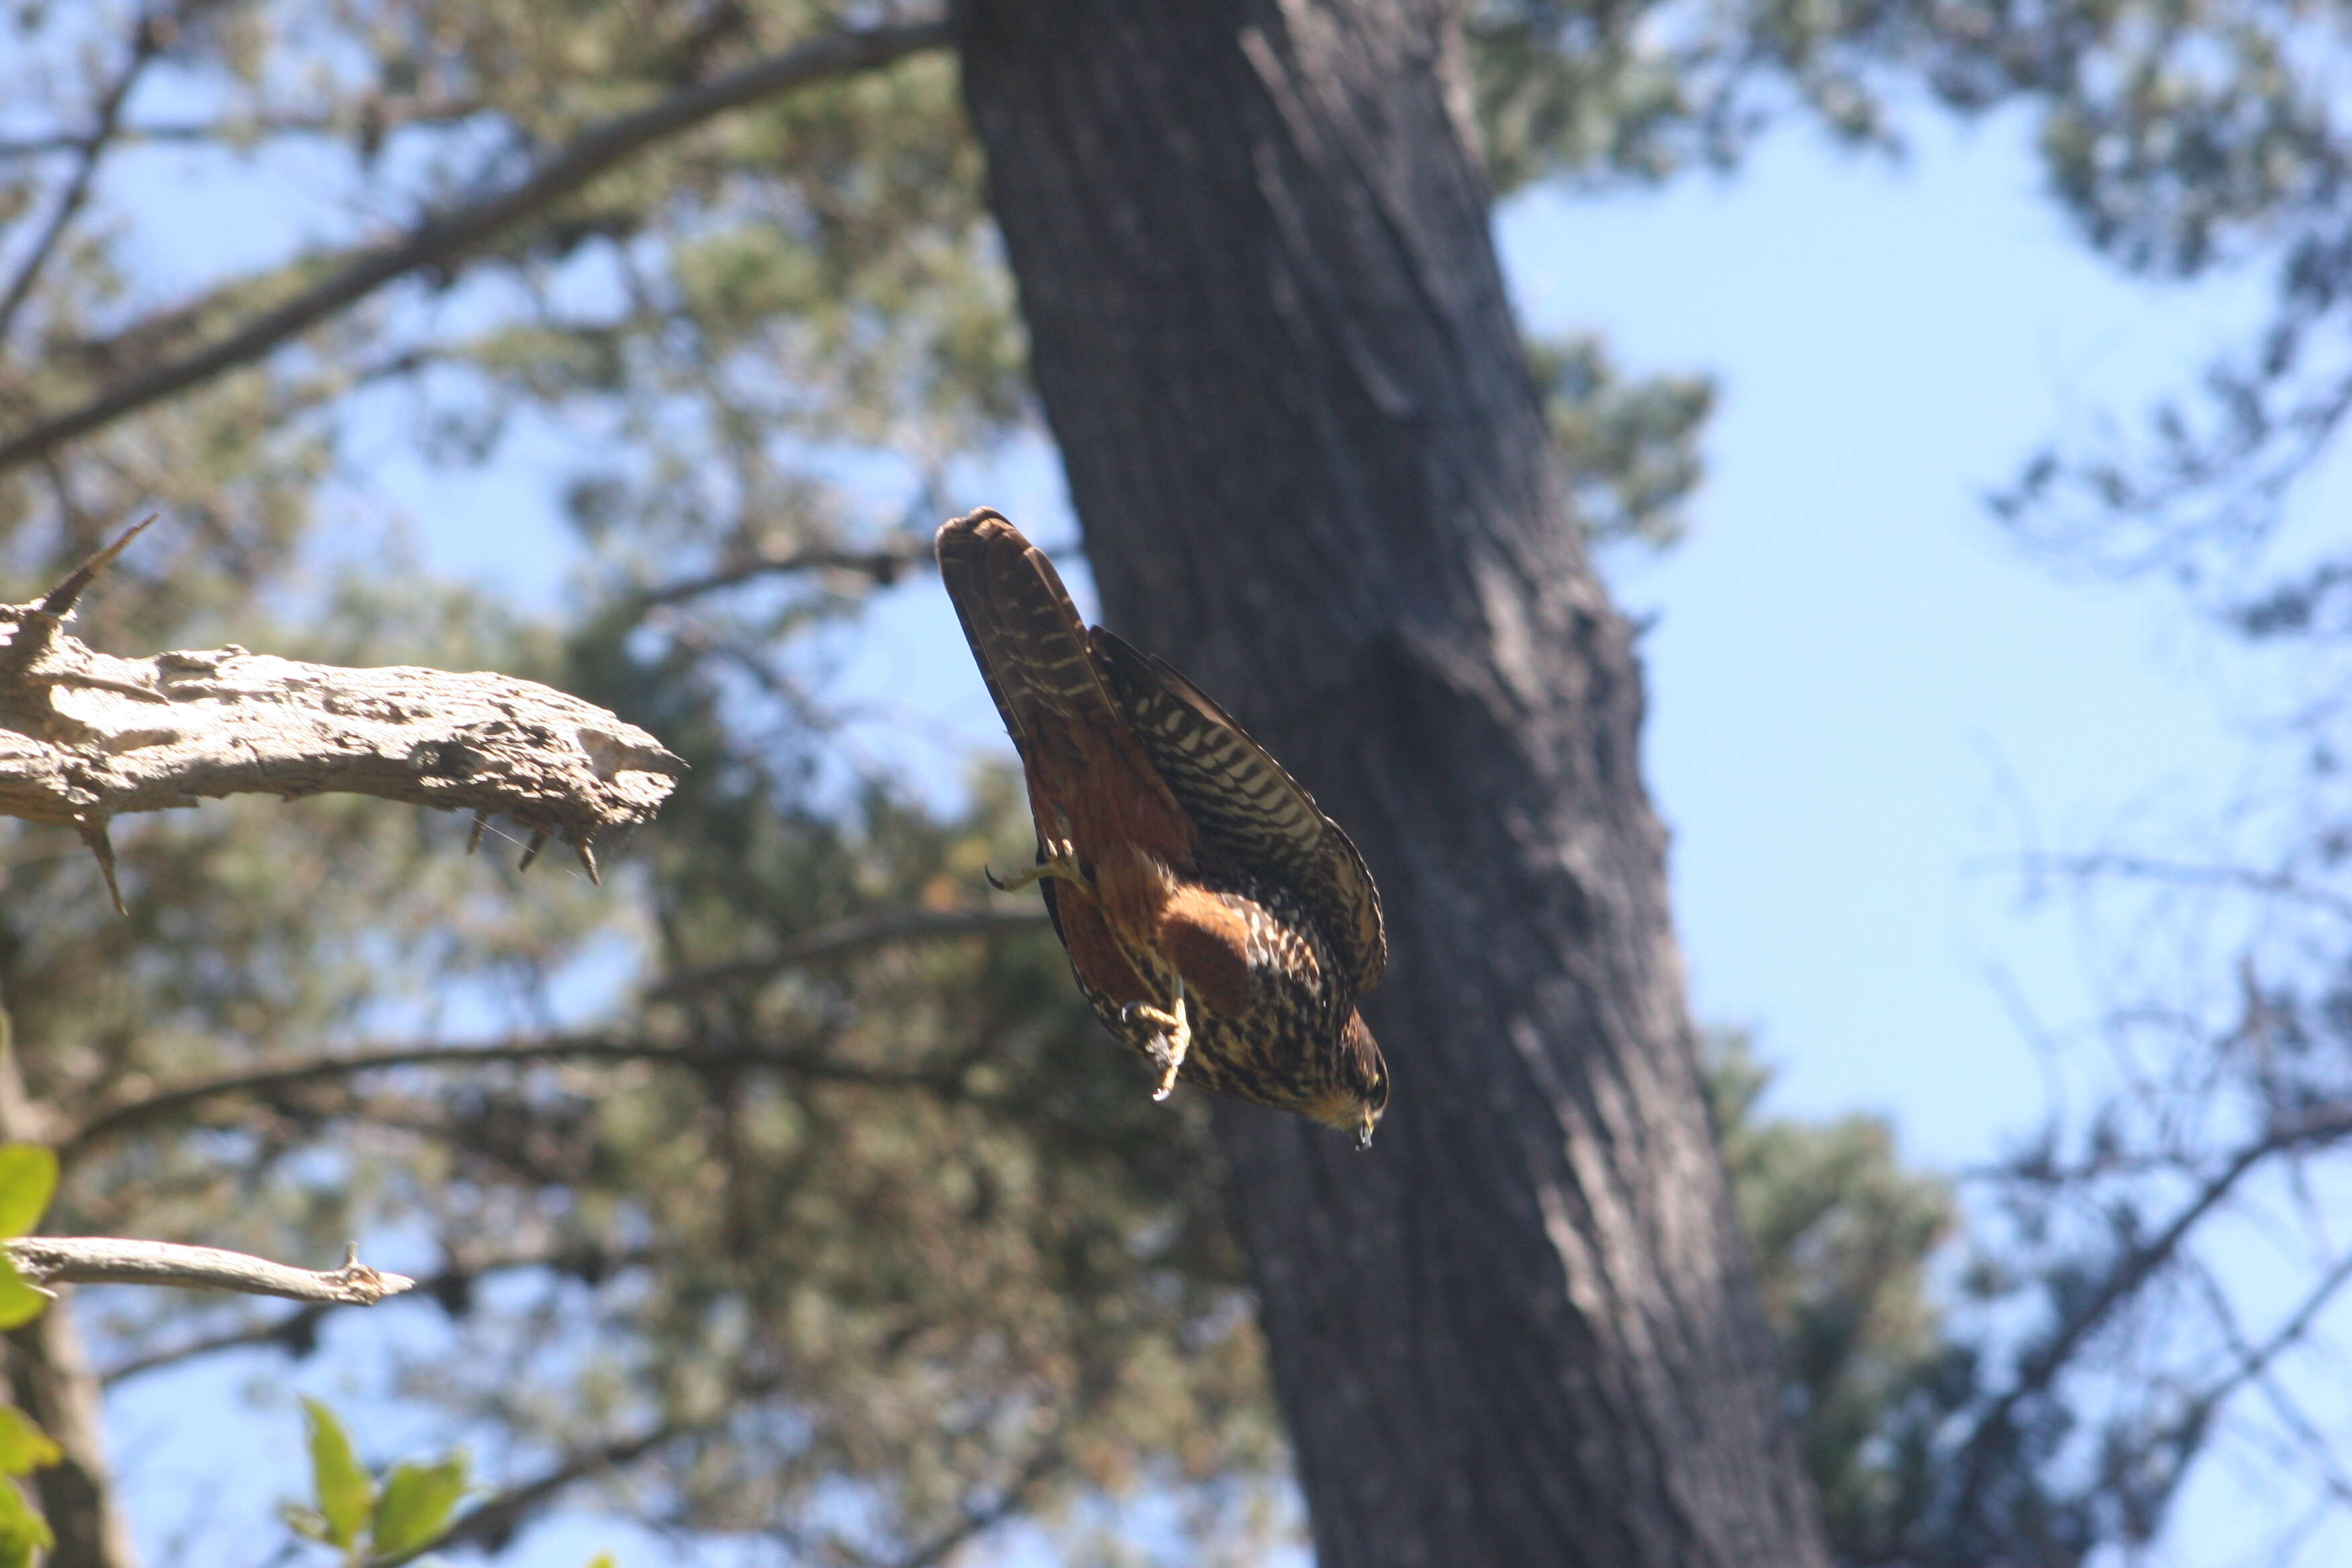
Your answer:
83;88;2352;1568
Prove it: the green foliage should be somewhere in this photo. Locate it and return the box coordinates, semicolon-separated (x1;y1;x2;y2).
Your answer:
298;1400;373;1553
0;0;1264;1543
1705;1033;1962;1559
0;1145;57;1242
0;1141;55;1330
0;1406;59;1568
287;1403;472;1567
370;1456;471;1559
0;1414;58;1481
0;1480;52;1568
7;0;2316;1563
0;1132;59;1568
1476;0;2352;581
1531;331;1714;550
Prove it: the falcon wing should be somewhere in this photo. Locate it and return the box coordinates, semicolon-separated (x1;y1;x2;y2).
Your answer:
935;509;1193;869
937;509;1116;755
1089;627;1387;993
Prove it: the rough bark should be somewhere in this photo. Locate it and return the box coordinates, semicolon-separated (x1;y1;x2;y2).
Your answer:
0;575;683;890
0;1048;134;1568
6;1308;132;1568
956;3;1830;1564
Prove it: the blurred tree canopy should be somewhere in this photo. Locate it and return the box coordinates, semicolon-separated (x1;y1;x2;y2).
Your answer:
3;0;2350;1563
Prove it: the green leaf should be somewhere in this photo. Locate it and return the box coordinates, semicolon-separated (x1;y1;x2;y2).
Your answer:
367;1453;468;1557
0;1259;46;1332
0;1148;56;1242
301;1399;372;1551
0;1409;59;1476
0;1475;53;1568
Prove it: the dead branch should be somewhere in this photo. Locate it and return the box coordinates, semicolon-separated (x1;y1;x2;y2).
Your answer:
0;530;683;897
6;1237;412;1304
0;17;952;477
101;1243;660;1383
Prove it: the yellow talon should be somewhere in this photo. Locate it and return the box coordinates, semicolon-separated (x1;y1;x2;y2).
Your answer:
987;834;1087;892
1123;982;1191;1101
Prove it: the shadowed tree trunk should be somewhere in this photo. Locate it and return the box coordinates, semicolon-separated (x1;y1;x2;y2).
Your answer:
954;3;1832;1563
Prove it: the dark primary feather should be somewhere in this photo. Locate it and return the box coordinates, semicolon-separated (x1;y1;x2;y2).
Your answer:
935;510;1119;748
1089;628;1386;993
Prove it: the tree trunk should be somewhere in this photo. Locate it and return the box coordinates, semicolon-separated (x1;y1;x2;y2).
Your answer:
0;1018;135;1568
954;3;1830;1564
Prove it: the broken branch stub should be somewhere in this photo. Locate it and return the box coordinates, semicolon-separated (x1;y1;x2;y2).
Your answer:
0;591;683;866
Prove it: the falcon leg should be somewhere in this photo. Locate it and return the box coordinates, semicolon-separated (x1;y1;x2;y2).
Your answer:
1122;980;1191;1101
987;834;1087;893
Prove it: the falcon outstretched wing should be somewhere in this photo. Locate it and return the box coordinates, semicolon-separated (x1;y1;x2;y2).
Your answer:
1089;628;1386;993
934;509;1192;868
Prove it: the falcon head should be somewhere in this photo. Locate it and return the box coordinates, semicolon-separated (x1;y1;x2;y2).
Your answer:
1306;1010;1388;1151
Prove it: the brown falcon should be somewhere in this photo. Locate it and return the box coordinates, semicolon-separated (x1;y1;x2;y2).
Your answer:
936;508;1390;1146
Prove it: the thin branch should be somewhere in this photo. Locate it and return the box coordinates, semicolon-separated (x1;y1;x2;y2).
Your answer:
648;904;1052;1001
379;1397;1060;1568
2192;1253;2352;1510
2199;1245;2352;1416
64;1033;961;1157
6;1238;411;1304
635;542;933;609
0;17;952;476
0;4;166;340
102;1304;330;1385
370;1415;722;1567
0;101;491;161
1950;1104;2352;1524
2001;851;2352;927
890;1439;1065;1568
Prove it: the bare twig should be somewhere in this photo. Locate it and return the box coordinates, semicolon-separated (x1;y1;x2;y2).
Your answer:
0;17;952;476
0;100;491;160
0;5;166;340
6;1238;411;1304
636;542;934;609
1999;851;2352;928
101;1243;657;1383
2198;1246;2352;1416
648;904;1053;1001
36;513;154;616
1951;1104;2352;1524
0;534;684;855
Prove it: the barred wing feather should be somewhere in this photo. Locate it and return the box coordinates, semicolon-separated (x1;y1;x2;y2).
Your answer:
1089;627;1386;993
